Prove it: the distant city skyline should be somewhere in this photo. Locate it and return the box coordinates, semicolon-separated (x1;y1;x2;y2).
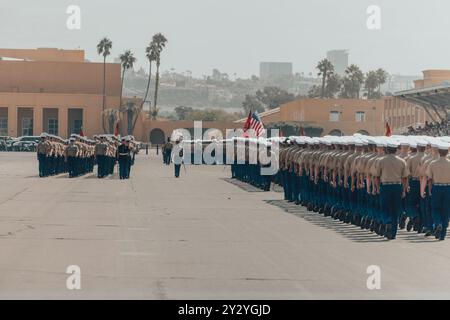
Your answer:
2;0;448;78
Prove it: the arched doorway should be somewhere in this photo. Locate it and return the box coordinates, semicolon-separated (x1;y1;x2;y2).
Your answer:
149;128;165;145
329;129;343;136
357;130;370;136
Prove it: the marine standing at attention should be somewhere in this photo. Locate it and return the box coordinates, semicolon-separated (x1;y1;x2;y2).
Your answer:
117;138;131;180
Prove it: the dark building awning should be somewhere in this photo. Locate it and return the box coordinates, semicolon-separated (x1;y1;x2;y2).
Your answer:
394;84;450;122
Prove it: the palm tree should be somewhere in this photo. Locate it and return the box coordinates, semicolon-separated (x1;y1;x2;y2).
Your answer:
119;50;136;108
143;41;157;115
316;59;334;98
97;37;113;133
150;106;159;120
364;71;379;99
102;108;121;134
152;33;168;115
345;64;364;99
325;73;341;98
121;101;141;135
375;68;388;95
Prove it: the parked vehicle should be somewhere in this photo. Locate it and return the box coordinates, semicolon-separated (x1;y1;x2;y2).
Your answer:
0;136;18;151
11;136;40;152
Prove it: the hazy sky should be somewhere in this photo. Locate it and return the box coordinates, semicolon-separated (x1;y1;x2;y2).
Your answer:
1;0;450;77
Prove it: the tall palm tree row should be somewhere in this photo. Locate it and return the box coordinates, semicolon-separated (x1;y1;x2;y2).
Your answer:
312;58;390;100
142;41;157;110
151;33;168;119
344;64;365;99
375;68;388;95
364;70;379;99
316;59;334;98
119;50;137;108
97;37;113;133
97;34;168;133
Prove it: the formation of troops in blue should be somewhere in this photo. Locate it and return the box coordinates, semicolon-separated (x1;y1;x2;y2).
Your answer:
230;134;450;241
36;133;139;179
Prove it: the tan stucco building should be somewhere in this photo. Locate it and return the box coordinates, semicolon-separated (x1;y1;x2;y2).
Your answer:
0;48;121;138
256;97;433;136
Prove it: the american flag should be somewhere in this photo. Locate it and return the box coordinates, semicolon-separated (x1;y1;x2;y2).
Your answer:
243;111;265;137
385;122;392;137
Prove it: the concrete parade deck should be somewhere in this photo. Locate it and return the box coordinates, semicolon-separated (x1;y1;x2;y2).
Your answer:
0;151;449;299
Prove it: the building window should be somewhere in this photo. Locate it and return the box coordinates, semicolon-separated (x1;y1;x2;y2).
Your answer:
355;111;366;122
329;111;340;122
73;119;83;134
0;118;7;136
22;117;33;136
48;118;58;135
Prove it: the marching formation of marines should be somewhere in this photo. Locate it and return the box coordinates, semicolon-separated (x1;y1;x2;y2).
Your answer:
230;137;277;191
231;134;450;241
36;133;139;179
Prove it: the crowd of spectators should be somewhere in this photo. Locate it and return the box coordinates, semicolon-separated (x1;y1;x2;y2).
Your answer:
406;120;450;136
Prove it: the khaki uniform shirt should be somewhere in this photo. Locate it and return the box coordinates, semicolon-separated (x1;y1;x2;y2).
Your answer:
406;152;424;179
65;144;79;157
375;154;409;184
37;141;50;155
95;143;108;156
426;157;450;184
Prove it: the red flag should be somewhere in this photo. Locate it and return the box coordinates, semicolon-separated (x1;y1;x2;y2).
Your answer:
79;127;85;137
114;121;120;136
385;122;392;137
300;126;305;136
243;111;252;132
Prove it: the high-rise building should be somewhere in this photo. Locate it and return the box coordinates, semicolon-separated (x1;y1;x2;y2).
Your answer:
326;50;349;75
259;62;293;80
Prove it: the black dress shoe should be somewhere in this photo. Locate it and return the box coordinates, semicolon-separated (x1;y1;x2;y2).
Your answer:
435;225;443;240
414;220;421;232
378;224;385;236
333;210;340;220
362;217;367;228
406;219;414;232
399;214;407;230
365;218;371;230
330;206;337;216
345;212;352;224
354;215;361;226
385;224;393;240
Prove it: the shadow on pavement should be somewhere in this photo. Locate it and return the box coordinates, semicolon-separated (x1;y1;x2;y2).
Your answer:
265;199;436;244
221;178;265;193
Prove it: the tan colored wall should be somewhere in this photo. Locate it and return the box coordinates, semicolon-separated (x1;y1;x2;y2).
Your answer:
383;97;431;132
414;70;450;88
0;60;121;95
0;92;120;138
0;48;85;62
259;98;386;136
139;119;244;144
257;97;433;136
